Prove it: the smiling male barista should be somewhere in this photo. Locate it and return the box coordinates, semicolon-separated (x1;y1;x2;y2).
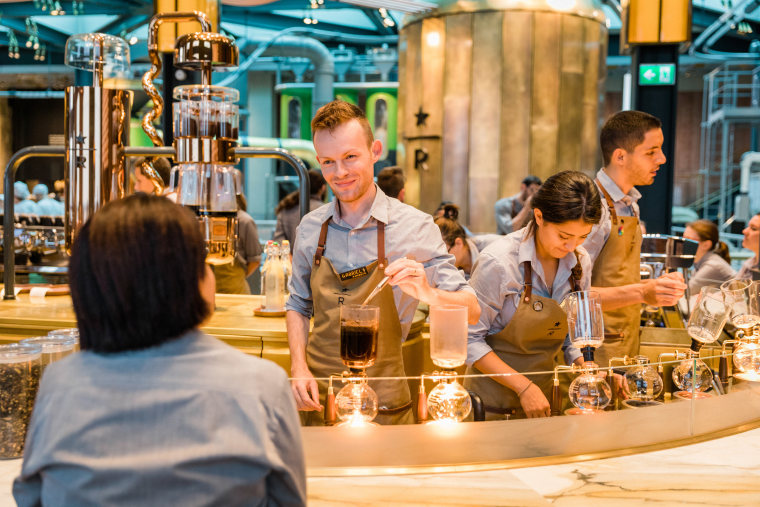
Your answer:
286;100;480;425
580;110;687;368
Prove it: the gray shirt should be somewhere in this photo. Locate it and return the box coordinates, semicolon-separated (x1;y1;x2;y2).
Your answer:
583;168;643;262
689;251;735;294
274;197;326;250
286;185;473;339
494;193;524;235
14;330;306;507
736;256;759;280
467;228;593;366
237;209;263;268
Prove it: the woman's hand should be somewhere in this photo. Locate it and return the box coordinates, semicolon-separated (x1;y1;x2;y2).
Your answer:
518;383;551;418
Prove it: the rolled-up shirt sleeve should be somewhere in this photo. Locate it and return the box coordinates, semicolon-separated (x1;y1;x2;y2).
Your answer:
466;252;514;365
285;223;314;318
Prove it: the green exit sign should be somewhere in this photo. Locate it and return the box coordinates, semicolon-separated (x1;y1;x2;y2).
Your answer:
639;64;676;86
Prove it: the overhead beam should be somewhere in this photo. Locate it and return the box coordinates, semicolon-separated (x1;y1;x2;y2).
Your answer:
360;7;396;35
96;12;152;36
222;8;384;36
0;17;68;48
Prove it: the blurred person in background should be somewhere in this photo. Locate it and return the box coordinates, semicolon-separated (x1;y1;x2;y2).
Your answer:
274;169;326;248
682;219;735;294
435;216;500;280
494;175;542;235
737;212;760;279
32;183;64;216
376;166;405;202
14;181;38;215
212;194;263;294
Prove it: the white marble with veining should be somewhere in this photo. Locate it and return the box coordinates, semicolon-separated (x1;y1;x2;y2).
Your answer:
1;428;760;506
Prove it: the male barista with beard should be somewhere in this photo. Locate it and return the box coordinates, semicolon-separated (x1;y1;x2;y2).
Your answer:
579;111;687;368
286;100;480;425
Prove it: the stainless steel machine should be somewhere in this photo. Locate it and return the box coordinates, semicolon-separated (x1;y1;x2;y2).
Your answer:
2;10;311;299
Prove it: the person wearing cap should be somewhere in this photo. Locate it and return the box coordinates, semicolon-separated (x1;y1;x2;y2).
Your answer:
494;176;542;235
32;184;64;216
14;182;38;215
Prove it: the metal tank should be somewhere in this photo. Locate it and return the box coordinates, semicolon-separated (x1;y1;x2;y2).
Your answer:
398;0;608;232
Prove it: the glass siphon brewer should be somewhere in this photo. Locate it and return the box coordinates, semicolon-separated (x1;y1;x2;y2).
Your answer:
141;13;241;264
422;305;471;423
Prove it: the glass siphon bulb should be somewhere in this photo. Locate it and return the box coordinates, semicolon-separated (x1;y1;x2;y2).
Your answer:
427;378;471;422
733;340;760;380
569;369;611;411
672;353;713;392
624;355;663;401
335;381;378;426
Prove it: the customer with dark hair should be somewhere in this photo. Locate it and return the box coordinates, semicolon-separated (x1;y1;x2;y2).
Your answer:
584;110;686;367
377;166;405;201
465;170;602;419
435;216;499;279
275;169;327;248
494;175;542;234
14;194;306;506
683;219;735;294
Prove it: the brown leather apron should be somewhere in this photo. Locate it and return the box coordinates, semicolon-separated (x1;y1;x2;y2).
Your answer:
211;261;251;295
301;219;413;426
591;178;643;368
464;259;581;420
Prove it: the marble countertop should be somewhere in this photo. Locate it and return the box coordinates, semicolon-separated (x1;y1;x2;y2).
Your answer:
2;426;759;506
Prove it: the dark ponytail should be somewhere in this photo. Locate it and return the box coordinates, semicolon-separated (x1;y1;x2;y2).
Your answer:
527;170;602;235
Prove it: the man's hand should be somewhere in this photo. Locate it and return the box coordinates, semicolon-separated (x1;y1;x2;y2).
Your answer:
384;257;432;302
642;271;686;307
290;365;322;411
518;383;551;418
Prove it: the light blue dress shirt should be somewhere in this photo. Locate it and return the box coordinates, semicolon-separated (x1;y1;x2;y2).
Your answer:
14;330;306;507
467;228;593;366
286;185;473;339
583;169;643;262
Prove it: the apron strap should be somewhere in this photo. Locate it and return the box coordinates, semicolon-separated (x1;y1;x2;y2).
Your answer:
595;177;618;225
569;250;583;293
377;221;387;269
313;219;330;266
521;261;533;303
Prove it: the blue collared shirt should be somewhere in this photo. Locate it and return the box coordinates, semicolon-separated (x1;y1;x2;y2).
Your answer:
467;228;593;365
286;185;474;339
583;168;643;262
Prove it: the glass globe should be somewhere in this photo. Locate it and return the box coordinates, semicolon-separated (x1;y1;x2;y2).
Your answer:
624;355;663;401
672;353;713;393
569;368;611;411
335;381;378;426
427;378;472;422
733;340;760;382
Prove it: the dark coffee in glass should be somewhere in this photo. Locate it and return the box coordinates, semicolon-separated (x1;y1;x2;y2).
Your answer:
339;304;379;370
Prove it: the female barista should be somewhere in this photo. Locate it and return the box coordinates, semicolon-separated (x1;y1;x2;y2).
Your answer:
465;171;602;419
434;216;499;279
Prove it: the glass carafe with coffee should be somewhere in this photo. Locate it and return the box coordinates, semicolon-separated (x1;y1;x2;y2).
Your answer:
333;304;380;426
425;305;471;423
565;291;611;414
673;286;730;399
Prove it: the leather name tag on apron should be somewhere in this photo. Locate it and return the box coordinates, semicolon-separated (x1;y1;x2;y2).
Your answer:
338;266;369;281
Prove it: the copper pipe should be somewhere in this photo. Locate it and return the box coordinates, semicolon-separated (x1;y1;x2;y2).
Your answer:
92;33;104;87
324;376;336;426
416;377;427;423
141;12;212;187
550;376;561;416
